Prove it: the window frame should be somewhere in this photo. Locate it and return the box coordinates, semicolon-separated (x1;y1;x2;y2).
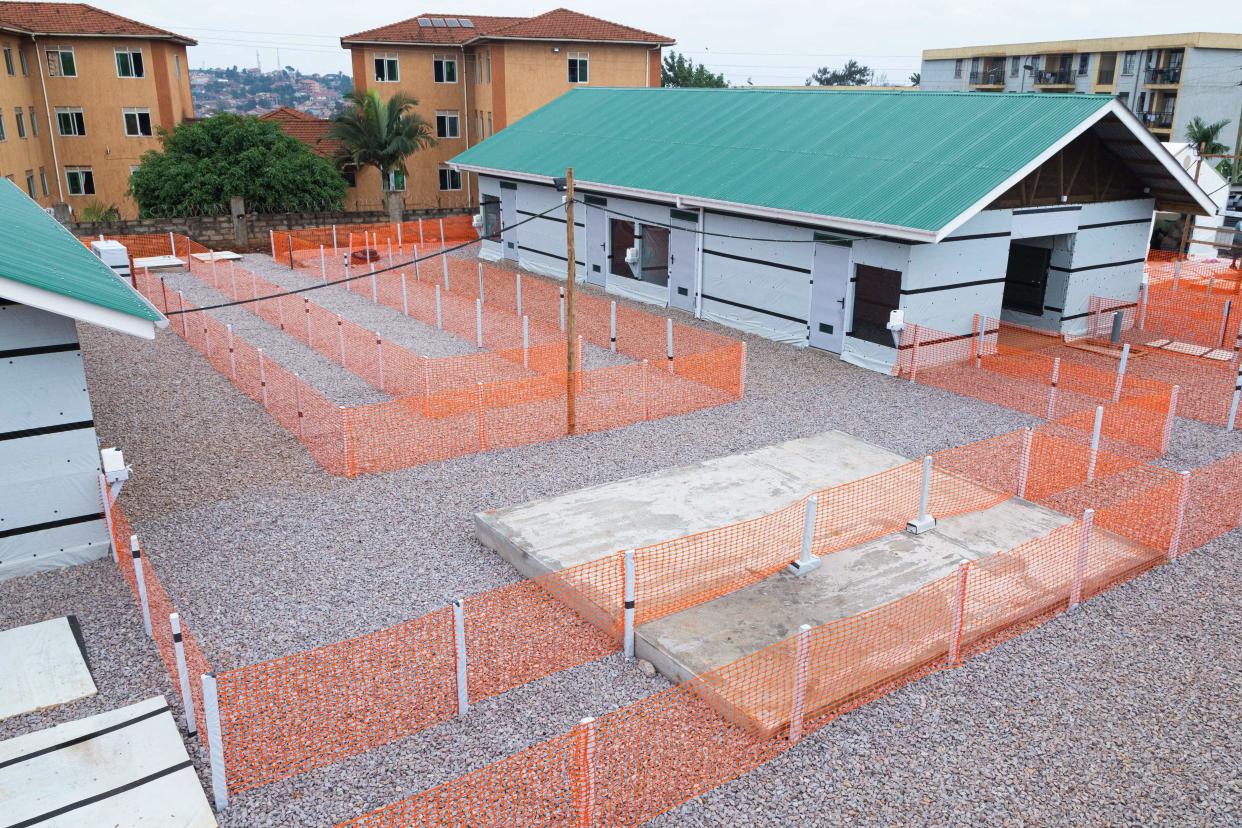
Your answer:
25;170;35;198
14;106;24;138
1010;56;1020;78
567;51;589;84
0;110;6;142
46;46;76;77
38;167;48;196
1122;51;1137;75
115;47;146;78
65;166;94;196
55;107;86;136
433;54;458;84
29;103;38;136
383;169;406;192
18;47;27;76
373;53;399;83
1077;54;1089;76
3;45;13;76
122;107;153;137
953;59;963;79
438;167;462;191
435;110;460;139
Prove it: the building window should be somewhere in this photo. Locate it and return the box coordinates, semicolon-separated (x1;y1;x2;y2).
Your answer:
56;108;86;136
433;54;457;83
115;48;145;78
15;107;24;138
29;104;37;136
438;168;461;191
568;52;589;83
129;165;139;177
1122;51;1137;75
18;47;27;76
374;53;399;82
953;59;963;79
341;167;357;187
1010;56;1020;77
25;170;35;198
481;195;500;240
476;111;482;140
0;111;6;141
38;167;47;196
487;111;492;135
65;167;94;196
123;107;153;136
383;170;406;191
485;49;491;83
3;46;13;76
1077;54;1089;76
46;47;76;77
435;110;459;138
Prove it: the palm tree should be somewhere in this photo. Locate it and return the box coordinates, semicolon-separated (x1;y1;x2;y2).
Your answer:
1184;116;1231;155
326;89;435;193
908;71;921;86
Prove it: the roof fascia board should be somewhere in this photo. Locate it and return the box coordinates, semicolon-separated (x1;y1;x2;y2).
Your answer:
479;36;674;45
1107;99;1218;216
19;31;194;44
0;275;159;339
454;162;936;242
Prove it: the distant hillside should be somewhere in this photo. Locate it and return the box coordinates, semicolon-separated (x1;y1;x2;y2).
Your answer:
190;67;352;119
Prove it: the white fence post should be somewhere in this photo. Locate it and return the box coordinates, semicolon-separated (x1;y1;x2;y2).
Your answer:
787;496;821;575
947;561;970;665
560;287;566;331
375;333;385;391
1017;427;1034;499
1167;469;1190;562
337;318;347;366
908;323;921;383
1112;343;1130;403
435;285;443;330
167;231;176;259
475;300;484;349
907;456;936;534
414;257;422;282
1161;385;1180;454
1138;279;1149;330
1220;300;1234;349
370;269;378;302
476;383;486;450
641;359;650;420
622;550;636;659
396;223;402;253
1228;364;1242;431
268;229;275;260
666;318;674;374
610;301;618;353
170;613;197;737
294;374;305;441
98;473;117;563
320;245;327;282
575;717;597;826
441;252;449;288
522;315;530;369
516;271;523;316
201;673;228;810
258;349;269;408
418;217;425;246
478;262;485;303
226;324;236;379
1046;357;1061;419
1086;405;1104;481
130;535;152;638
1173;258;1181;291
332;224;338;253
787;623;813;743
452;598;468;716
1069;508;1094;610
303;298;312;344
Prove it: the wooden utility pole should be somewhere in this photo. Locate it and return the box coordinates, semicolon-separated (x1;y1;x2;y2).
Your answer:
565;167;577;434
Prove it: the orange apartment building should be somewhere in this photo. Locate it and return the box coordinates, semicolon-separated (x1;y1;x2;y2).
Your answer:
0;2;194;218
339;8;673;213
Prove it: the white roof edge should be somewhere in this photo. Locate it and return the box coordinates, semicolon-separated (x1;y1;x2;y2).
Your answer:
0;275;158;340
935;98;1217;242
453;163;940;242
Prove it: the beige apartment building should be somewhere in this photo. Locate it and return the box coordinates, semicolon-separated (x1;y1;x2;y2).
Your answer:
0;2;194;218
340;8;673;213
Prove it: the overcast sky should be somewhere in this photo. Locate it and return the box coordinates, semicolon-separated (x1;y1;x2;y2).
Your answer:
110;0;1242;84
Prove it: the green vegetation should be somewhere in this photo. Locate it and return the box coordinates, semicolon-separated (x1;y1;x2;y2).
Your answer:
326;90;436;191
79;200;121;222
661;51;728;88
129;113;347;216
806;60;874;86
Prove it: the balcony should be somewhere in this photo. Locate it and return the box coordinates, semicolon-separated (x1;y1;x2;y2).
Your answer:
1031;69;1074;86
969;68;1006;87
1095;68;1115;86
1144;66;1182;85
1136;110;1175;130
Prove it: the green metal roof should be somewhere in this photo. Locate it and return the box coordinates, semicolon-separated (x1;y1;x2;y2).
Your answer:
0;179;162;322
452;88;1116;234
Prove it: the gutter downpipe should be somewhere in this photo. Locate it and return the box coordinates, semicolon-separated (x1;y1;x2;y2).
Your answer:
34;35;66;202
461;45;472;207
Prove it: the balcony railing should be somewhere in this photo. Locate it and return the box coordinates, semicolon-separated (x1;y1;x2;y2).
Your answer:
1096;68;1115;85
1031;69;1073;85
1144;66;1182;85
1136;110;1176;129
968;69;1006;85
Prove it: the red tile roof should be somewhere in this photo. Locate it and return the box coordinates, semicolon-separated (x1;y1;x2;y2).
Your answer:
0;2;195;44
260;107;342;158
342;8;673;46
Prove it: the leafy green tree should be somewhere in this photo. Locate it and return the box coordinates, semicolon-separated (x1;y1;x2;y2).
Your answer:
661;51;728;88
908;71;921;86
326;89;436;191
79;200;121;222
1184;116;1231;155
806;59;873;86
129;113;347;216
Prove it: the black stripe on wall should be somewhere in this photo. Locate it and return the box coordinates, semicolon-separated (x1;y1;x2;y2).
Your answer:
901;277;1007;296
0;512;104;540
516;245;584;267
1077;218;1152;231
703;248;811;275
0;419;94;443
1013;205;1083;215
1049;257;1146;274
701;293;807;325
516;208;584;228
1061;310;1093;321
940;231;1011;243
0;342;80;360
896;327;1001;351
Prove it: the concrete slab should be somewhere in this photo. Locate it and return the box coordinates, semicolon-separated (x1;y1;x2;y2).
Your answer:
0;616;96;721
474;431;910;578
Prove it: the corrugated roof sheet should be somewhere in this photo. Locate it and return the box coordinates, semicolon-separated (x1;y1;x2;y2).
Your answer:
342;8;672;45
0;180;162;322
0;2;195;44
452;88;1116;234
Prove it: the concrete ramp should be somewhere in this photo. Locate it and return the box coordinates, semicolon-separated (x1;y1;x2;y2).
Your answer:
0;617;95;721
474;431;909;576
0;696;216;827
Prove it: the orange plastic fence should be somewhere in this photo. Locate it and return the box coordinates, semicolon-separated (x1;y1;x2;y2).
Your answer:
271;215;477;266
337;438;1236;828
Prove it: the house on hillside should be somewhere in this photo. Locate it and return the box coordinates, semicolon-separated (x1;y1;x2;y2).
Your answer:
0;179;164;580
450;88;1215;373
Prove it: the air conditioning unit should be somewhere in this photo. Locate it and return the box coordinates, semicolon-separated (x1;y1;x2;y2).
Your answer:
624;247;639;266
91;239;132;281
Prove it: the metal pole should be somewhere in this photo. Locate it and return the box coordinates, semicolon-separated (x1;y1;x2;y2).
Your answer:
336;318;346;366
1069;509;1095;610
418;217;425;246
1229;363;1242;431
1046;357;1061;419
622;550;636;659
201;673;228;810
258;349;268;408
1139;279;1150;330
787;495;821;575
1112;343;1130;403
435;285;443;329
947;561;970;666
1017;427;1034;499
908;456;936;534
303;298;311;344
370;269;378;302
226;324;236;379
268;229;275;260
1167;469;1190;561
787;623;812;743
475;299;484;349
396;222;402;252
401;274;409;316
1087;405;1104;481
476;382;486;450
452;598;468;716
442;252;449;287
376;333;385;391
332;223;338;253
522;315;530;369
320;245;327;282
478;262;484;303
666;318;674;374
98;473;118;562
169;613;198;736
1109;310;1124;344
1219;300;1233;349
287;234;295;271
516;271;523;316
130;534;152;637
610;301;617;353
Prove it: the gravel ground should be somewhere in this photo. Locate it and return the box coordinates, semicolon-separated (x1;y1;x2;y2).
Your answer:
3;254;1237;826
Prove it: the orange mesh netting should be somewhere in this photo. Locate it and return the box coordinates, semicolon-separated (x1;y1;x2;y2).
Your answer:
271;215;477;266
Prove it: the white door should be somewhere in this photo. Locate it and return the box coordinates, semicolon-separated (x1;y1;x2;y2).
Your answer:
808;241;852;352
585;198;607;286
668;213;697;312
500;183;518;261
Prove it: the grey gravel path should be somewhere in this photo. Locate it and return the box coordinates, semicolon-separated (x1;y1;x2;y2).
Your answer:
0;259;1230;826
